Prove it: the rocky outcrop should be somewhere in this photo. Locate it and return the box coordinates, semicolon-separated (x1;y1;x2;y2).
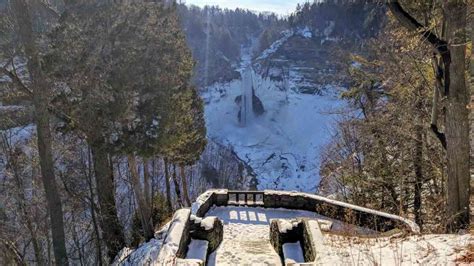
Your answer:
253;28;348;95
235;88;265;121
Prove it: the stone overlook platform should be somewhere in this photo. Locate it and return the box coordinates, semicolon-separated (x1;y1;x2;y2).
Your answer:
116;190;420;265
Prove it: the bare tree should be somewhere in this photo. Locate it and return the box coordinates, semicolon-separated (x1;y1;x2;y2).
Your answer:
9;0;68;263
128;155;154;241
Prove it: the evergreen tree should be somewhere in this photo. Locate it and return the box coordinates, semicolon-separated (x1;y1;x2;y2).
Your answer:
46;1;194;258
160;85;207;206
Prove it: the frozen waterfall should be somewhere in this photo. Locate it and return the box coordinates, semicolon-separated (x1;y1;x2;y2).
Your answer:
240;68;254;127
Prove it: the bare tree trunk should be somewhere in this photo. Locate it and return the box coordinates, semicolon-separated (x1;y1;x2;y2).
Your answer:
171;164;183;208
128;155;154;241
444;0;470;231
1;135;45;264
470;5;474;230
431;56;447;148
85;147;103;265
163;158;173;212
413;97;424;230
180;165;192;207
10;0;68;264
90;143;125;261
388;0;470;232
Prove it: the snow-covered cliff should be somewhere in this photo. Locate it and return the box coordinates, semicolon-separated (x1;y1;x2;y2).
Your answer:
201;27;344;192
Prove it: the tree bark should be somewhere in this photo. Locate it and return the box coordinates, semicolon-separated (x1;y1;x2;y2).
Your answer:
163;158;173;212
171;164;183;208
413;97;424;230
388;0;470;232
180;165;192;207
90;143;125;261
128;155;154;241
10;0;68;264
469;3;474;230
86;166;103;266
431;56;447;149
444;0;470;231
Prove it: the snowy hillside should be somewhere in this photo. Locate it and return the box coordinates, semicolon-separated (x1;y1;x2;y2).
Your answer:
201;28;343;192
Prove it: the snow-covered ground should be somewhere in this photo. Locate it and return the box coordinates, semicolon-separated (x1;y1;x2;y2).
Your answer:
205;205;325;265
202;74;341;191
202;27;342;192
283;241;305;264
203;205;472;266
320;233;473;266
117;203;472;266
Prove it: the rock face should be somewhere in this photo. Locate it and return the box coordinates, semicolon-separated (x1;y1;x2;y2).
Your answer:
235;89;265;123
254;28;348;95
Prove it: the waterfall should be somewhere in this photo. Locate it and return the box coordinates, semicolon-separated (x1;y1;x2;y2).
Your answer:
240;68;254;127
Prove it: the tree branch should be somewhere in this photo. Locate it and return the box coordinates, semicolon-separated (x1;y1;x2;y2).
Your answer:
430;55;447;150
387;1;451;96
387;1;449;54
1;67;33;97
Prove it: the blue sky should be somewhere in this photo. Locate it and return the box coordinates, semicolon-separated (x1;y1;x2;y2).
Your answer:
184;0;308;15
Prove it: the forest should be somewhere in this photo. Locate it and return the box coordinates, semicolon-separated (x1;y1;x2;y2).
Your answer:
0;0;472;265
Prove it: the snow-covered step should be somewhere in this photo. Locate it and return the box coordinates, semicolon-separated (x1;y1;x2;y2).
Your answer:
306;219;325;261
283;241;305;264
317;219;333;232
185;239;209;264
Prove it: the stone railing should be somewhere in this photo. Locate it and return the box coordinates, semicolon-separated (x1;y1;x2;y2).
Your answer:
156;209;223;265
156;189;420;265
190;189;419;233
270;219;315;264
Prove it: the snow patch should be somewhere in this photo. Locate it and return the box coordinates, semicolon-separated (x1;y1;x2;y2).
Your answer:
320;233;473;265
256;30;293;61
205;205;327;265
185;239;209;261
114;239;164;266
283;241;305;264
297;26;312;39
203;74;342;191
157;209;191;264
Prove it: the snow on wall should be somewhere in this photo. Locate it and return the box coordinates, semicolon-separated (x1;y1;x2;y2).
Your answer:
191;189;227;216
264;190;420;233
114;190;472;265
157;209;191;264
113;239;164;266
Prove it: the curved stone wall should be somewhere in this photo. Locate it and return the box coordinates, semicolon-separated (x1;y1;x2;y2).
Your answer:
156;189;420;264
191;189;419;233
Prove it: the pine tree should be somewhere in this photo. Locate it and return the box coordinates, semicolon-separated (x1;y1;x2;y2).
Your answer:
160;86;207;206
46;1;195;258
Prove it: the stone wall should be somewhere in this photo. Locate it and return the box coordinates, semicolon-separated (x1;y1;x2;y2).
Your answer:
263;190;419;233
191;189;228;217
157;209;192;264
155;189;419;264
189;217;224;255
157;209;224;264
269;219;316;264
191;189;419;233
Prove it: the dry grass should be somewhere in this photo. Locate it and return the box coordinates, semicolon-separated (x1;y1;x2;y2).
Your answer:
454;243;474;264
